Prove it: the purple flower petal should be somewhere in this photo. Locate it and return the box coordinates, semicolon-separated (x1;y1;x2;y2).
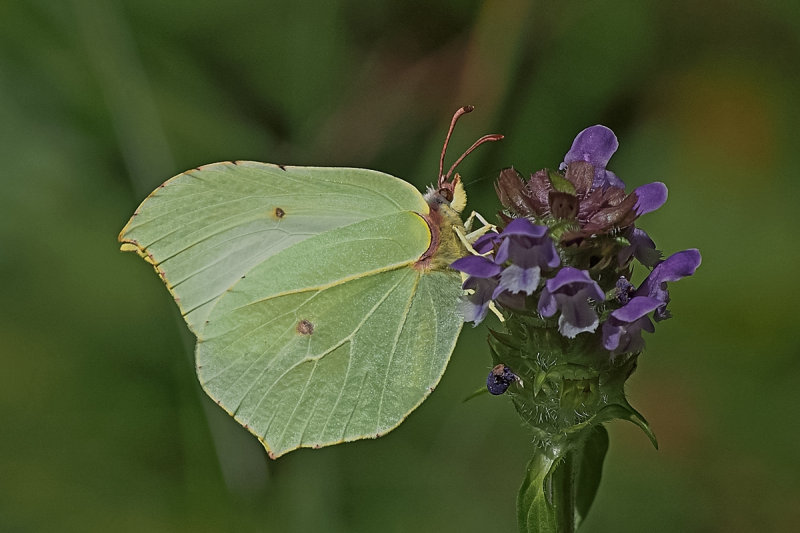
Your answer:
563;125;623;189
618;228;661;268
602;297;662;354
556;293;600;338
611;296;662;322
493;219;559;271
494;238;511;264
460;277;499;325
543;267;605;301
494;264;541;298
451;255;502;278
472;232;500;254
602;170;626;189
501;217;548;238
602;315;653;354
537;267;605;337
538;286;557;317
633;182;668;215
602;320;623;352
460;298;489;325
635;248;701;321
563;125;618;170
636;249;701;299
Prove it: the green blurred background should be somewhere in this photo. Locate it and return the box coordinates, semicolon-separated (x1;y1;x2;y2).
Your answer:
2;1;798;531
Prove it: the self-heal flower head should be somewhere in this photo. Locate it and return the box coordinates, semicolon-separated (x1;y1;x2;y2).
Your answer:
538;267;605;338
475;121;704;525
492;218;559;298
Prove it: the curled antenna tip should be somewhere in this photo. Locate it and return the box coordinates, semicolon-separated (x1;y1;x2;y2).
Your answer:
444;133;505;181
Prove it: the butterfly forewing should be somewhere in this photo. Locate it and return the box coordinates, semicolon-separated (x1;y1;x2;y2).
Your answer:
119;162;429;334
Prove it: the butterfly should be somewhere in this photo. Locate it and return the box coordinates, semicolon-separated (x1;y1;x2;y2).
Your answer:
119;106;501;458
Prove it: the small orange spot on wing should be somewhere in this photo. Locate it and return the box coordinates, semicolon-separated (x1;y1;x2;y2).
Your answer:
296;319;314;335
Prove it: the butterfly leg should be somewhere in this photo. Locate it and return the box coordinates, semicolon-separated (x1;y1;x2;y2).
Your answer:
455;211;496;255
453;223;505;323
463;210;496;236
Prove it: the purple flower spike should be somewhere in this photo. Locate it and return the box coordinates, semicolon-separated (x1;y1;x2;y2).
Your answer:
602;296;661;354
635;249;701;321
538;267;605;338
633;182;668;215
563;125;625;189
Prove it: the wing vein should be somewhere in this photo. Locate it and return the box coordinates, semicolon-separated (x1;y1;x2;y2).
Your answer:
374;272;421;432
274;359;319;447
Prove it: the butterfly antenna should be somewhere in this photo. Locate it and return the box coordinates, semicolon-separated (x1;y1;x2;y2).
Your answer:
444;133;504;183
439;106;475;187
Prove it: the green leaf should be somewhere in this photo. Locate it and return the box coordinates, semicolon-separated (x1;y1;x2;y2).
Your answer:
573;426;609;528
517;449;559;533
517;427;609;533
590;403;658;450
119;162;465;458
462;386;489;403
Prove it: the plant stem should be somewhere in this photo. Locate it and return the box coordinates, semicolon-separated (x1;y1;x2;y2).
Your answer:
551;451;576;533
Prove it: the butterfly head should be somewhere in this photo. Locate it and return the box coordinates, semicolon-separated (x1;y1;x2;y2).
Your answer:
427;105;501;214
417;107;502;270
